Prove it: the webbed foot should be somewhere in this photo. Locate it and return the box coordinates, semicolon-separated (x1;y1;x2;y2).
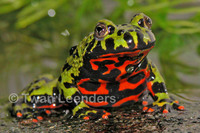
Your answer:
142;98;184;113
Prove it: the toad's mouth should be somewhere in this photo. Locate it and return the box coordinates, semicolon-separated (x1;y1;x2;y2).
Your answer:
98;47;152;60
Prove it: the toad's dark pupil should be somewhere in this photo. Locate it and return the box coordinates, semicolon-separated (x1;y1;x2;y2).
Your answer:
97;26;103;33
145;17;152;29
97;26;105;36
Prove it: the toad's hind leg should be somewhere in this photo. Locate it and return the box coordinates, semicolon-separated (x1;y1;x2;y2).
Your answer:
12;74;67;123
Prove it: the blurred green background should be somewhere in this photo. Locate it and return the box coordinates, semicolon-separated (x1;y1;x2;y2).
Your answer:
0;0;200;99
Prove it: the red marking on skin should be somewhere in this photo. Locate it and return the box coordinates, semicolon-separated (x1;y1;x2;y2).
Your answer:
142;101;148;106
146;63;160;96
32;119;38;123
174;100;179;104
103;60;138;81
37;116;43;121
112;93;142;107
84;100;109;107
45;110;51;114
98;79;110;83
102;111;111;119
163;109;168;114
99;51;142;79
78;79;109;95
83;116;90;120
118;77;145;91
102;115;109;119
90;60;99;71
80;48;154;107
90;49;152;78
36;103;63;109
78;78;90;83
178;106;184;110
143;106;148;111
90;57;119;71
17;112;22;118
99;50;142;58
147;108;154;112
147;81;154;96
103;64;117;75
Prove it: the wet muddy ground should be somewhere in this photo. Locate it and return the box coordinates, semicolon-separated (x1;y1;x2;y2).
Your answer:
0;94;200;133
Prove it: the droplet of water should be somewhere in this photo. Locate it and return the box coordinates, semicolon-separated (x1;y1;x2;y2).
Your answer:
37;96;40;100
127;0;134;6
126;66;134;73
33;103;36;108
48;9;56;17
61;29;70;36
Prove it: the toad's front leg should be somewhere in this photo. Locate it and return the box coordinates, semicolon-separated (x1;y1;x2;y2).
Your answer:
60;83;111;120
71;101;111;120
142;61;184;113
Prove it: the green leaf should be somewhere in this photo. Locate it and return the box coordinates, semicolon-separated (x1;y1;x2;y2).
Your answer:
169;7;200;14
0;0;29;14
16;0;66;28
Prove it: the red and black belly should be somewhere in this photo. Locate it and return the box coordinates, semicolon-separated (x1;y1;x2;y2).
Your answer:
77;55;150;108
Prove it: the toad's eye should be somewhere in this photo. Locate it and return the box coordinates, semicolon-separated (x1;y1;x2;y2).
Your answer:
138;16;152;29
145;17;152;29
138;18;144;27
95;23;108;39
